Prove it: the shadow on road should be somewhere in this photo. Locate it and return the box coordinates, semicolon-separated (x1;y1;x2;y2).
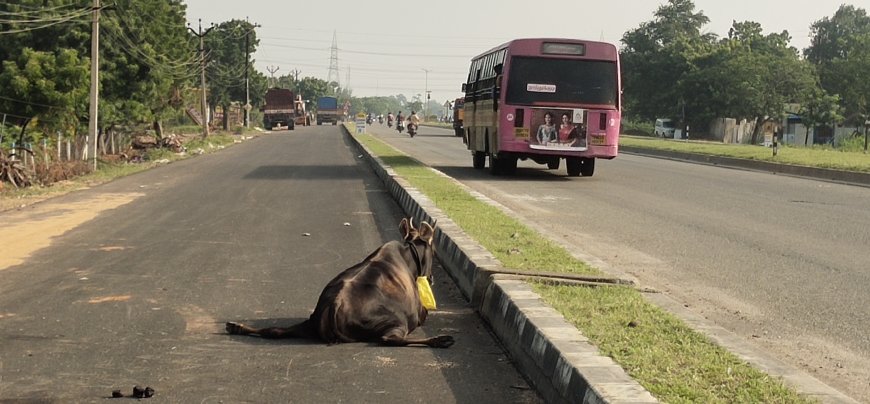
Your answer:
433;165;578;183
244;165;365;180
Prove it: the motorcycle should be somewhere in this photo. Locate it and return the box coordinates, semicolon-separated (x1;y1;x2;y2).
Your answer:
378;116;384;124
396;121;404;133
387;116;394;128
407;123;417;138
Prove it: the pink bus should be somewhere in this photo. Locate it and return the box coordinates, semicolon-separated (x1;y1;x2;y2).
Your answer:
461;38;621;176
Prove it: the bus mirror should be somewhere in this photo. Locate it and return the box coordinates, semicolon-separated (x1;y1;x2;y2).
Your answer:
461;83;467;92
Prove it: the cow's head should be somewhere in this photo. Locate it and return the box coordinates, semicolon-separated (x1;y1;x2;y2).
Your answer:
400;217;436;284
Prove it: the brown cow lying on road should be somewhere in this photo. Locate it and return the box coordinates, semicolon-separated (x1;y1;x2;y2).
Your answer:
226;217;454;348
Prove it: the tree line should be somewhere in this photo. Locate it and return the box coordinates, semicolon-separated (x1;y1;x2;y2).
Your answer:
0;0;443;153
0;1;331;152
2;0;867;153
621;0;869;144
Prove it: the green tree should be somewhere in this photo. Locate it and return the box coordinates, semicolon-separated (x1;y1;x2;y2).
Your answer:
100;0;195;137
203;19;260;130
715;21;816;143
806;5;870;125
0;48;89;142
0;1;92;143
620;0;715;123
294;77;329;104
0;0;198;146
798;90;842;146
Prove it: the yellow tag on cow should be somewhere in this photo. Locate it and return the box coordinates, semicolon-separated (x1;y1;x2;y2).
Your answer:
416;276;437;310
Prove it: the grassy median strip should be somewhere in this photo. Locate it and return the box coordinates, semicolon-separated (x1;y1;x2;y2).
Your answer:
621;135;870;173
355;133;813;403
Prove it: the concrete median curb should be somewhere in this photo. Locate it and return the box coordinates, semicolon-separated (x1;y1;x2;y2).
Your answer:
343;126;658;403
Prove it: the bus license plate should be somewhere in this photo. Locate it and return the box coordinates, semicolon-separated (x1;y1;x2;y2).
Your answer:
589;135;607;145
514;128;530;139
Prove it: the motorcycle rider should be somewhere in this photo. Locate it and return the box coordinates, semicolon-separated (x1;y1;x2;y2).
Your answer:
407;110;421;134
396;111;405;132
387;112;394;127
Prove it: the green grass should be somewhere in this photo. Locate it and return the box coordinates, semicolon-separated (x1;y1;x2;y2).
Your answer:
620;135;870;173
420;122;452;129
354;132;814;403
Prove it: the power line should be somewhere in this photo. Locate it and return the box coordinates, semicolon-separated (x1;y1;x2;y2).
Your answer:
0;95;62;109
0;7;92;34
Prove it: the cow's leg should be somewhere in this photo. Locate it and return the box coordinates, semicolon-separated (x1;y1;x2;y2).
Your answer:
225;321;256;336
225;322;296;339
380;328;455;348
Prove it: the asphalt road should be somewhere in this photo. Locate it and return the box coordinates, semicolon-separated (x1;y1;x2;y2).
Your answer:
366;122;870;402
0;126;540;403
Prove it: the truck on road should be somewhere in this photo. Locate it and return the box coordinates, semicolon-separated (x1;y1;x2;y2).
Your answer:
262;88;309;130
452;97;464;137
316;96;340;125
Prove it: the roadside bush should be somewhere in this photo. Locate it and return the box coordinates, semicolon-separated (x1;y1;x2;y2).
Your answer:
835;132;868;152
621;119;654;136
33;160;92;185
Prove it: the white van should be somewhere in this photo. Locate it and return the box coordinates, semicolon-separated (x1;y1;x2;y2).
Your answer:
654;118;676;138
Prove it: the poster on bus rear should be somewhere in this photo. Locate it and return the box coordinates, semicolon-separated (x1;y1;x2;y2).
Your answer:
528;108;587;150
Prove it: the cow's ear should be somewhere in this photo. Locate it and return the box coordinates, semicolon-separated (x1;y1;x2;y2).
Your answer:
419;222;435;245
399;218;411;240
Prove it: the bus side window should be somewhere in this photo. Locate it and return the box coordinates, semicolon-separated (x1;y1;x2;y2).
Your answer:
472;69;481;101
491;63;503;110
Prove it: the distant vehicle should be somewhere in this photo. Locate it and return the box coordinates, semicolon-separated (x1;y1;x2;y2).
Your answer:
262;88;300;130
461;38;621;176
292;95;310;127
655;118;676;138
316;97;340;125
452;98;464;137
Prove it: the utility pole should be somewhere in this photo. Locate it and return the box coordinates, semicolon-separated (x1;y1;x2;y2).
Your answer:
291;68;302;84
0;114;6;145
243;19;260;129
87;0;100;170
864;116;869;153
422;68;430;121
188;19;214;138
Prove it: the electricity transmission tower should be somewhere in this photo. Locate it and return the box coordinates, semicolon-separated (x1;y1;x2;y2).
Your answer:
266;65;279;87
327;31;340;90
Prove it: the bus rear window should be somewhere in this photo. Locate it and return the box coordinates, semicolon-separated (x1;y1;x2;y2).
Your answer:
505;57;618;107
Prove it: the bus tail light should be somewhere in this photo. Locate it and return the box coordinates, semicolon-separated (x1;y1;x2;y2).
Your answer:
599;112;607;130
514;108;524;127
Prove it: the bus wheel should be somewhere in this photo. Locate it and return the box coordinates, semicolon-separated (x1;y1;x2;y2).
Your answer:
580;158;596;176
547;159;560;169
566;157;582;176
473;151;486;169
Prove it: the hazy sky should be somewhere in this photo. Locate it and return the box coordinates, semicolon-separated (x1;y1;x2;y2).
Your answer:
182;0;859;104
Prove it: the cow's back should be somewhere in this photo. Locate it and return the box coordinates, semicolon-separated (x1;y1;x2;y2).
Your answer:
310;241;424;343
